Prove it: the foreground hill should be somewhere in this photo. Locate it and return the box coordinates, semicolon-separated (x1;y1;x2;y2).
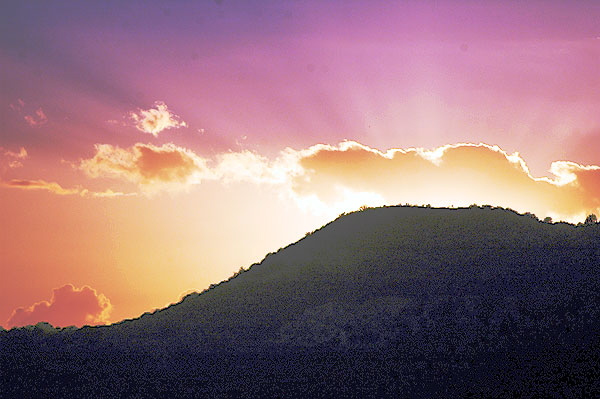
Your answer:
2;206;599;397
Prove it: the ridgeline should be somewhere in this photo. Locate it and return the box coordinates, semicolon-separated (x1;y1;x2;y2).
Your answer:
2;206;599;397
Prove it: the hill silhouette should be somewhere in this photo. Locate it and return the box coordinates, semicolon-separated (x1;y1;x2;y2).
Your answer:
1;206;599;397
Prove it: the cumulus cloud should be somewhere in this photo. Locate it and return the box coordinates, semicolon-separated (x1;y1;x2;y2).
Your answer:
6;284;112;328
130;101;187;136
77;143;304;192
80;143;208;192
289;141;600;222
76;141;309;195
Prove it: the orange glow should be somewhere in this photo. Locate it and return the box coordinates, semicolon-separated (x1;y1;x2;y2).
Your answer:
293;142;600;222
2;141;599;328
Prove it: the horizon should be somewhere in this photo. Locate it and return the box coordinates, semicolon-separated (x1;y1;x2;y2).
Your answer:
2;0;600;328
2;203;597;331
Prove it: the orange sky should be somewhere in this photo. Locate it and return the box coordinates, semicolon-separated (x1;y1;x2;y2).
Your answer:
2;1;600;328
2;140;599;328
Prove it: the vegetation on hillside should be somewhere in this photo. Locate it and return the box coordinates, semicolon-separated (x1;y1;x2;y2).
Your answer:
1;205;599;397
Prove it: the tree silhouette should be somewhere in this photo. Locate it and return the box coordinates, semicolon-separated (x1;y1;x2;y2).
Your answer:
585;214;598;225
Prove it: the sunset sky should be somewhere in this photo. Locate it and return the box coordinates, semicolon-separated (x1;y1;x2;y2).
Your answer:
1;0;600;328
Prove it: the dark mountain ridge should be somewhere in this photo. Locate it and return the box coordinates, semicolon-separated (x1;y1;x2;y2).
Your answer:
2;206;599;397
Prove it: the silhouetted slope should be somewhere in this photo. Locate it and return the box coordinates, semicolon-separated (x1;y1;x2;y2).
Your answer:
1;206;599;397
110;206;598;347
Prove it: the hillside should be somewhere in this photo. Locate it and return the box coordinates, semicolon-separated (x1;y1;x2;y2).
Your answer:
1;206;599;397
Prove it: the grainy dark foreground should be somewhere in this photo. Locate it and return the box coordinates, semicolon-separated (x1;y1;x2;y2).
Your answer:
2;206;599;398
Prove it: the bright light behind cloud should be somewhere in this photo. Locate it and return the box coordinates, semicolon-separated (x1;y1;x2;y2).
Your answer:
290;141;600;223
213;149;303;185
68;141;600;222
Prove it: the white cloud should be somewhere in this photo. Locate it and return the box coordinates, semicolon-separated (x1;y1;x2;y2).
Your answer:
213;149;302;185
130;101;187;136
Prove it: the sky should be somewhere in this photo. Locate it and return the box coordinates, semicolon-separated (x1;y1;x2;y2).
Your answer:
1;0;600;328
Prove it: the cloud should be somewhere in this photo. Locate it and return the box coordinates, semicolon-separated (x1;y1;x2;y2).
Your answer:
1;179;135;198
79;143;300;193
6;284;112;328
213;149;301;185
2;179;81;195
289;141;600;222
85;189;137;198
24;108;48;127
9;140;599;221
9;98;25;112
1;146;28;169
3;147;28;160
0;146;136;197
80;143;208;191
2;143;200;197
130;101;187;136
9;99;48;127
